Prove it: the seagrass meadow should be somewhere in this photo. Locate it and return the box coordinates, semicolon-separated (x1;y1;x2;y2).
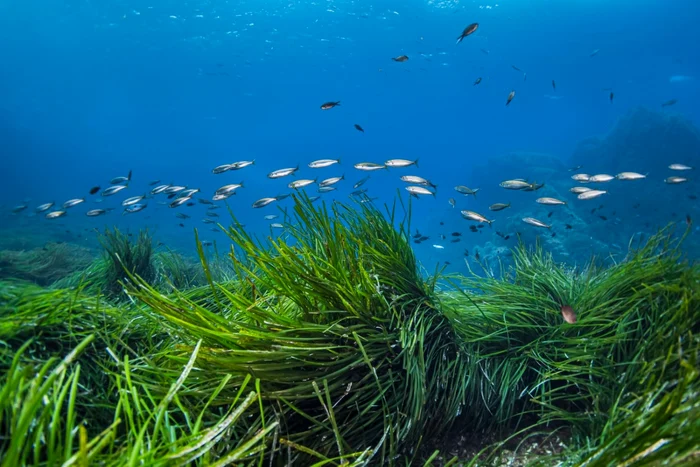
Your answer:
0;196;698;466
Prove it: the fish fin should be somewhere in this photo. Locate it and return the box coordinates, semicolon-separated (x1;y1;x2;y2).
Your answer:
128;169;132;181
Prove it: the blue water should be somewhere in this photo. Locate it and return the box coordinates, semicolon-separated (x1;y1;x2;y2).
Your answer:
1;0;699;272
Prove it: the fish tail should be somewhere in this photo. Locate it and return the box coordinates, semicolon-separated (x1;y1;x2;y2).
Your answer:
414;158;419;168
128;169;132;181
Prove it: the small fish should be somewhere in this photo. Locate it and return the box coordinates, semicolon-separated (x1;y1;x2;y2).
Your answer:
568;165;582;171
354;162;386;171
46;210;67;219
102;185;128;196
571;173;591;182
448;198;456;208
353;176;370;188
198;198;213;205
12;205;28;213
122;195;146;206
63;198;85;209
405;186;435;197
180;188;201;198
610;92;614;103
148;180;161;186
578;190;607;200
320;101;341;110
309;159;341;168
552;80;556;90
175;213;190;219
461;210;494;226
229;160;255;170
669;164;693;171
616;172;647;180
86;209;110;217
178;223;185;227
385;158;419;168
522;217;551;229
590;49;600;57
123;203;147;214
561;305;577;324
500;179;532;190
151;184;170;195
320;175;344;187
202;219;216;224
110;175;129;184
536;197;567;205
521;182;545;192
215;183;244;195
392;55;409;62
506;90;516;106
432;244;444;249
318;186;336;193
455;186;479;196
588;174;615;183
35;202;55;212
662;99;678;107
451;232;462;237
264;214;279;220
89;186;100;195
400;175;437;188
570;187;591;194
170;197;191;208
599;215;608;221
489;203;511;211
206;212;220;218
212;164;232;174
288;179;316;189
665;177;688;184
473;77;482;85
565;224;573;229
354;124;365;133
456;23;479;43
547;211;553;218
268;166;300;178
686;214;692;227
270;223;284;229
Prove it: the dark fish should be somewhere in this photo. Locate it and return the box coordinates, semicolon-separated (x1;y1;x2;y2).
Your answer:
686;214;692;227
504;235;510;240
464;249;469;257
445;261;451;265
179;223;185;227
475;251;480;260
198;198;213;205
419;236;429;241
511;65;523;72
689;195;697;200
414;240;422;244
662;99;678;107
552;80;556;90
547;211;553;218
186;202;196;207
610;92;614;103
552;232;557;238
561;305;577;324
473;77;482;85
451;232;461;236
456;23;479;43
565;224;573;229
354;124;365;133
392;55;409;62
149;180;161;186
506;90;515;106
89;186;100;195
599;215;607;221
440;234;446;240
320;101;341;110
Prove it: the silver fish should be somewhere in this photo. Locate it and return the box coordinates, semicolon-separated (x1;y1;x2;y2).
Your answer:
668;164;693;171
400;175;436;188
229;160;255;170
318;186;336;193
571;174;591;182
536;197;567;205
45;210;67;219
63;198;85;209
615;172;647;180
461;210;494;225
110;176;129;184
500;180;532;190
270;223;284;229
151;184;171;195
179;188;201;197
268;166;300;179
212;164;233;174
455;186;479;196
308;159;340;168
170;197;191;208
405;186;435;196
123;203;147;214
354;162;386;171
102;185;128;196
577;190;607;200
252;197;278;208
213;193;234;201
319;175;344;187
288;179;316;189
489;203;511;211
664;177;688;184
35;202;55;212
522;217;551;228
570;187;592;194
588;174;615;183
122;195;146;206
353;176;370;188
163;185;187;194
385;158;418;168
216;183;244;195
202;219;216;224
86;209;111;217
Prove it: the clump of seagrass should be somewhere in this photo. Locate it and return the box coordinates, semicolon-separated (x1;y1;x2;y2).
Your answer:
100;227;155;299
125;194;470;464
0;242;93;286
440;225;700;465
